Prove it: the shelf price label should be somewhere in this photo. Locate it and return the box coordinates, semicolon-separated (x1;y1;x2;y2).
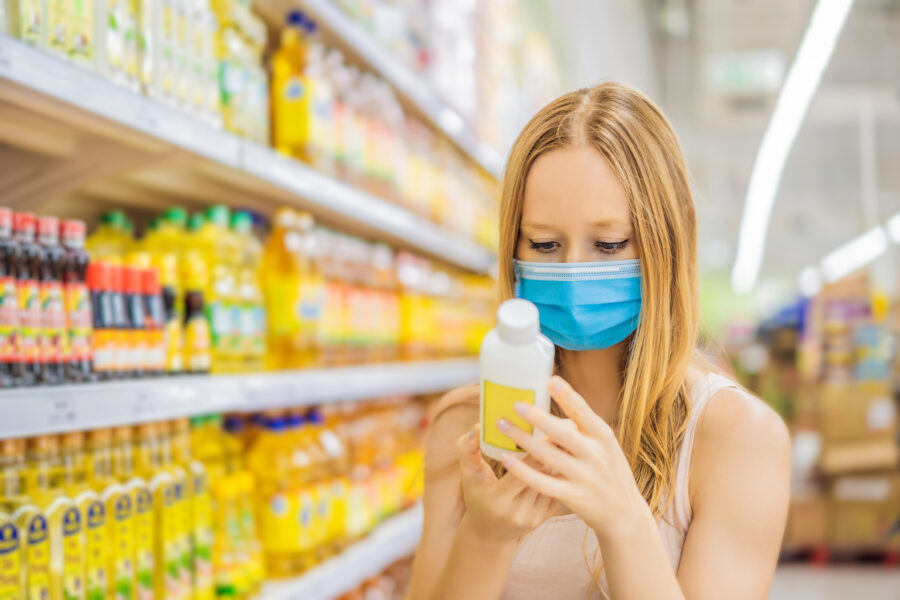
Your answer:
48;397;77;427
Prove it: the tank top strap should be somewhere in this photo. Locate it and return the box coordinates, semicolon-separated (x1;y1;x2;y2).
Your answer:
671;372;740;528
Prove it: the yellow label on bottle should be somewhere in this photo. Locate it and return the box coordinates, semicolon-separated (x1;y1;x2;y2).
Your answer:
23;513;50;600
184;316;211;372
296;488;316;552
154;477;183;599
105;487;134;600
482;380;535;451
258;492;295;553
0;519;21;600
82;498;108;600
46;0;67;52
172;480;192;595
130;483;154;600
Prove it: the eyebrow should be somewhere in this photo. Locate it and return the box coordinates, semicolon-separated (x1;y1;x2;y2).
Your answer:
520;219;630;229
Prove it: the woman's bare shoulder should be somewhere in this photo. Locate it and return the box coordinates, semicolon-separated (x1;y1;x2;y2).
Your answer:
425;384;480;475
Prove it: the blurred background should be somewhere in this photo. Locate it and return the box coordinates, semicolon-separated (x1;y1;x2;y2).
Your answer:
0;0;899;598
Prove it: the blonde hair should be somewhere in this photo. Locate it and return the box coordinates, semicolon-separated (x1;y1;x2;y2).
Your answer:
498;83;699;523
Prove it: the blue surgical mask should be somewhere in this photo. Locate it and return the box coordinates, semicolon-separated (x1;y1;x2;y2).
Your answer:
513;258;642;351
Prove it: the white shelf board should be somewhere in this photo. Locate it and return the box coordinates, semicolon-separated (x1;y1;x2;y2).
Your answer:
299;0;505;179
261;503;423;600
0;359;477;439
0;34;497;275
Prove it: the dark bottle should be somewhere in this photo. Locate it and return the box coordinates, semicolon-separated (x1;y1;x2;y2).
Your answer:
0;208;19;388
142;268;166;377
61;220;93;383
123;266;145;380
87;261;114;381
37;215;66;385
13;212;44;386
109;265;128;380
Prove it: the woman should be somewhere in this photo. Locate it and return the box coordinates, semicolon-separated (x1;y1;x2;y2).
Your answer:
409;83;790;599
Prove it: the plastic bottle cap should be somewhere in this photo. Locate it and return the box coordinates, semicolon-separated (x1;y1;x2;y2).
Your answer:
304;18;317;34
61;219;86;239
87;261;112;290
123;266;142;294
230;210;252;234
37;215;59;236
287;9;305;27
141;268;161;295
204;204;230;228
306;410;323;425
162;207;188;228
13;212;35;233
101;210;126;228
110;265;125;292
0;208;11;231
286;413;304;427
266;417;287;430
146;216;161;232
224;415;246;433
496;298;540;345
188;213;205;232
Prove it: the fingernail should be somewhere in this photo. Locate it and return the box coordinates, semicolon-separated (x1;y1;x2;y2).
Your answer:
496;418;510;432
513;402;529;416
466;429;476;442
501;453;514;466
549;377;563;392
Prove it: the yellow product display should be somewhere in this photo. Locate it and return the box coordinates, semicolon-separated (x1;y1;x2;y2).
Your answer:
0;512;20;600
262;209;302;370
97;428;134;600
0;440;24;600
45;0;66;53
271;12;312;160
196;206;238;372
182;242;212;374
67;0;94;63
86;211;131;264
17;508;51;600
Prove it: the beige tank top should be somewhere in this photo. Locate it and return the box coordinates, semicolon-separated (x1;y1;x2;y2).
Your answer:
500;372;744;599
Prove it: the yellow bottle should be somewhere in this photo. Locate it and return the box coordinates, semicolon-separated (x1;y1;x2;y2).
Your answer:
205;415;242;597
271;11;312;160
0;440;24;600
28;434;83;600
307;408;349;553
197;206;237;373
133;423;181;600
85;428;132;600
292;411;330;560
60;432;101;600
262;208;300;371
112;427;151;600
284;412;319;572
244;412;305;577
14;438;52;600
155;424;191;599
86;211;131;264
172;418;214;600
222;416;262;594
230;211;265;373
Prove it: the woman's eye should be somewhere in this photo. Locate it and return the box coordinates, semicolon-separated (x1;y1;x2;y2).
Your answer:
595;240;628;254
528;240;560;254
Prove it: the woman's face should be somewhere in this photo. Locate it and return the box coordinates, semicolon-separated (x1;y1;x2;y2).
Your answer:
516;146;637;263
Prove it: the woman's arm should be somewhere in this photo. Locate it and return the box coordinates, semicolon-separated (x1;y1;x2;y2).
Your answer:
500;377;789;600
675;388;790;599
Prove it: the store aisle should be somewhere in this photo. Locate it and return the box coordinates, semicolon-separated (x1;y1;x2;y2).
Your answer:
769;566;900;600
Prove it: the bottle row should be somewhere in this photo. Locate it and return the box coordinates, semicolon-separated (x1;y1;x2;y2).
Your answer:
0;396;427;599
0;0;499;248
0;204;496;386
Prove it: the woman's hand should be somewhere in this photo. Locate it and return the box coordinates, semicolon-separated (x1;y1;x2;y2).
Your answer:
456;424;559;543
496;375;650;545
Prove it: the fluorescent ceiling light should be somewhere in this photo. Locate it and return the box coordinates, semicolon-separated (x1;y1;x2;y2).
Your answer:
730;0;854;294
885;212;900;242
819;226;888;283
798;266;822;297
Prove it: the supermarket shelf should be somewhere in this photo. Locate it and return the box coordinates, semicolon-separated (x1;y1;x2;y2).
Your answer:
298;0;505;179
0;359;477;439
261;503;423;600
0;35;497;274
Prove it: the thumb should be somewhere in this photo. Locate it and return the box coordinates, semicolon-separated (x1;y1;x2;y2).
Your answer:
457;425;493;482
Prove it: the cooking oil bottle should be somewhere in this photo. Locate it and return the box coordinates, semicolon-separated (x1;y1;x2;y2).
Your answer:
113;427;151;600
230;211;265;373
86;211;130;264
62;431;107;600
0;439;24;600
14;437;51;600
262;208;300;371
197;206;237;373
157;423;192;597
285;412;320;572
171;418;214;600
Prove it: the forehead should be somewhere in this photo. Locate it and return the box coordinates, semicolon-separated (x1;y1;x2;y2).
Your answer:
521;146;631;227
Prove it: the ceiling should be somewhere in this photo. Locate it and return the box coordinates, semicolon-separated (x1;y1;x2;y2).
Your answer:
539;0;900;303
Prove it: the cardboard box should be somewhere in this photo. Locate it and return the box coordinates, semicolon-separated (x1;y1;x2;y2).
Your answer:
819;382;897;444
827;473;900;549
819;438;899;475
784;495;827;548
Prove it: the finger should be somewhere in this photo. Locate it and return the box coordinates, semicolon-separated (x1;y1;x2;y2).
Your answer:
548;376;614;440
497;418;580;477
457;425;494;483
511;403;592;457
501;452;569;500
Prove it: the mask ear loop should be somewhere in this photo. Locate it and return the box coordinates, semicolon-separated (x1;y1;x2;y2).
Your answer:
512;261;522;298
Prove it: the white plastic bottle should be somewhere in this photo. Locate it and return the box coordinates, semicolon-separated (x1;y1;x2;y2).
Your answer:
480;298;555;461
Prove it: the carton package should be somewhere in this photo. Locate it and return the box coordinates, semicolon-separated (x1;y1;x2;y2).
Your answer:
827;473;900;549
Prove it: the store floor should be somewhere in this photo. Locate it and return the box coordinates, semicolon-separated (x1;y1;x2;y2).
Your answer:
769;565;900;599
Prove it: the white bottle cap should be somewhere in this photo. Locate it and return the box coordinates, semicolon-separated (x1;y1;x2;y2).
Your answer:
497;299;540;345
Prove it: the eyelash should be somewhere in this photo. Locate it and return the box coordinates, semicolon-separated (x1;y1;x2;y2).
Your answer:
527;240;629;254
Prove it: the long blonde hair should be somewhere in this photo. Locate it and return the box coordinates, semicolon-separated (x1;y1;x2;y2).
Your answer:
499;83;699;521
